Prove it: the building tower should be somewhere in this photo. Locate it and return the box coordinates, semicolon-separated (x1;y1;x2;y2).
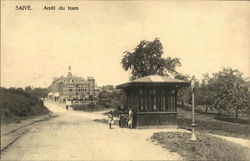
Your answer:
67;65;73;77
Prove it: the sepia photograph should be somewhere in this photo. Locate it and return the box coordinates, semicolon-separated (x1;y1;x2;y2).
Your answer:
1;0;250;160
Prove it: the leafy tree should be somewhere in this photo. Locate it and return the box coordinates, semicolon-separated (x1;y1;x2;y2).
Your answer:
24;86;32;93
109;89;127;107
102;85;114;91
121;38;181;80
32;88;48;99
195;74;215;113
175;73;191;108
98;90;109;100
208;68;249;119
17;88;24;92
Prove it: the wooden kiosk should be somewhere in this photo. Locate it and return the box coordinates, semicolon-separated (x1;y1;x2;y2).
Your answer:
117;75;189;128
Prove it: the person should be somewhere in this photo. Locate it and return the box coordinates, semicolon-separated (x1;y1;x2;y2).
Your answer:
108;111;113;129
128;108;133;128
129;108;133;118
66;105;69;111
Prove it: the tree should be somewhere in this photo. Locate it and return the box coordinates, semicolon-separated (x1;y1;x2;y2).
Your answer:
102;85;114;91
195;74;215;113
175;73;191;108
121;38;181;80
32;88;48;99
109;89;127;107
208;68;249;119
24;86;32;93
98;90;109;100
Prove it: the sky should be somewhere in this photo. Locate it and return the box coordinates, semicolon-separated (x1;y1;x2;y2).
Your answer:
1;1;250;88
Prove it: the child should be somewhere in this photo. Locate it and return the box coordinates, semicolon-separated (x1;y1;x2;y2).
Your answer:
108;112;113;129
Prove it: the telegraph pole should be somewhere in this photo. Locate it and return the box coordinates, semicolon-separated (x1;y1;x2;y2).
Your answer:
190;77;197;141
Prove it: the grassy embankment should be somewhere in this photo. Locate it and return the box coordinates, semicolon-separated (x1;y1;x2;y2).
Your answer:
151;131;250;161
177;104;250;139
0;88;51;123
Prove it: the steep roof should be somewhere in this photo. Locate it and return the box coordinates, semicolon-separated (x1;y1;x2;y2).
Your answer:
117;75;189;89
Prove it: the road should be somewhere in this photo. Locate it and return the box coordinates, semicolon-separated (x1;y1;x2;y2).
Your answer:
1;101;183;160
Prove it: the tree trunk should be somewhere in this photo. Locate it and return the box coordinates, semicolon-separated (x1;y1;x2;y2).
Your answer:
181;101;184;108
236;108;238;119
205;105;208;114
219;110;222;117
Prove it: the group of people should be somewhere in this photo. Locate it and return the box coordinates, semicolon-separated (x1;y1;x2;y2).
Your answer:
65;104;133;129
108;107;134;129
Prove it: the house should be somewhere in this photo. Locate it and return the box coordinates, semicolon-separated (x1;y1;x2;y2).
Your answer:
116;75;189;128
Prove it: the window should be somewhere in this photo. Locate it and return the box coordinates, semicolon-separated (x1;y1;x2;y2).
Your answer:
153;96;157;110
139;89;143;95
69;87;72;92
161;96;165;111
147;88;157;111
145;96;148;111
139;88;145;111
140;96;144;111
78;87;83;92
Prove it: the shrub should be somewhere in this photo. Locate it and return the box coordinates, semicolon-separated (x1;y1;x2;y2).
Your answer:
71;103;107;112
98;99;115;108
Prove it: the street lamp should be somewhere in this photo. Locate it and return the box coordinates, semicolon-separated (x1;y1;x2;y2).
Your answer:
190;77;197;141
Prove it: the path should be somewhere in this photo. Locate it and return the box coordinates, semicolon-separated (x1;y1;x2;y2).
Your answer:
1;101;183;160
208;133;250;148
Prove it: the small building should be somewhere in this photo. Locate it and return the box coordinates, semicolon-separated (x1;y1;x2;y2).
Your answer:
116;75;189;128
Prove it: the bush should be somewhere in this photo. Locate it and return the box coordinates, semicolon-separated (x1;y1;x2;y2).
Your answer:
71;103;107;112
151;132;250;161
98;99;115;108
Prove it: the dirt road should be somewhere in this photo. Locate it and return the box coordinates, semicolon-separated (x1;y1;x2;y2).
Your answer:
1;101;183;160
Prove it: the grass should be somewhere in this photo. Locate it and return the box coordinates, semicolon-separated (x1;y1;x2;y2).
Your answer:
151;131;250;161
179;103;250;123
178;106;250;139
177;117;250;139
1;88;51;123
214;116;250;125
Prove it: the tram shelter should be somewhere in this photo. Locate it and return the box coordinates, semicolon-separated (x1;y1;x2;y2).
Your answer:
116;75;189;128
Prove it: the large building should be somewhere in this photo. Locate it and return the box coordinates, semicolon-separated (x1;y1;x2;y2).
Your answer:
48;66;96;104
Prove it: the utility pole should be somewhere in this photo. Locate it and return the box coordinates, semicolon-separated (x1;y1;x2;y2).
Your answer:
190;77;197;141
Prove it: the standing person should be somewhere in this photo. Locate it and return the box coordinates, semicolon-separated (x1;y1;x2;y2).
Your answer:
128;108;133;128
66;105;69;111
108;111;113;129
